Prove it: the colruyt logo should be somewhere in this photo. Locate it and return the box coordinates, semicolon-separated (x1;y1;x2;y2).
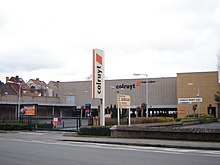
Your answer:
96;53;102;65
96;53;102;95
92;49;104;99
115;81;142;90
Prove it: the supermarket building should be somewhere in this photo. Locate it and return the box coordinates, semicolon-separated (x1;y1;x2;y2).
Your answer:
0;71;220;119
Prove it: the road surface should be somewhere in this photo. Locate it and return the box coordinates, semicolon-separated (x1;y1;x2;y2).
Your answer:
0;132;220;165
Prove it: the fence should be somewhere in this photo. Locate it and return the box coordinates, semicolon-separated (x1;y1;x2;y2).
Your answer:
0;116;91;131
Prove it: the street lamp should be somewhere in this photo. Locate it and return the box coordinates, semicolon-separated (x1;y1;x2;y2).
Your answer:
188;83;200;118
111;86;121;125
18;83;21;121
133;74;149;117
84;90;90;104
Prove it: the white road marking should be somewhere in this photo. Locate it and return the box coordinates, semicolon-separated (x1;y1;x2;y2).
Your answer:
1;137;220;157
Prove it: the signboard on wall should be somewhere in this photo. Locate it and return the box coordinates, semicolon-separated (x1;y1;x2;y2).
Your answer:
21;105;36;116
92;49;105;99
117;94;131;109
178;98;202;104
178;110;186;114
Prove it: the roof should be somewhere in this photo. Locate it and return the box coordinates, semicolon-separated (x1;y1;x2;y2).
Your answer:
29;79;49;88
9;76;25;84
48;81;59;88
0;83;17;95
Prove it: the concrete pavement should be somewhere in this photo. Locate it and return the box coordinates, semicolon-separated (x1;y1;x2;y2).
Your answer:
60;121;220;150
61;135;220;151
1;130;219;150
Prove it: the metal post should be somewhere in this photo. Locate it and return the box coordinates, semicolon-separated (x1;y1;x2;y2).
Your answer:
188;83;200;118
146;76;149;118
117;95;120;125
52;107;55;117
100;98;105;126
76;116;79;131
128;108;131;126
133;74;149;118
197;84;200;118
18;83;21;121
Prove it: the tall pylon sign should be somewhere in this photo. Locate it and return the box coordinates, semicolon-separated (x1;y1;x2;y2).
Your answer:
92;49;105;126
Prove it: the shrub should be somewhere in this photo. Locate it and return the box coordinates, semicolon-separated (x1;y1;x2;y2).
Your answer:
200;113;214;118
27;123;53;130
78;126;111;136
105;118;118;126
0;123;28;130
105;117;175;125
175;118;182;122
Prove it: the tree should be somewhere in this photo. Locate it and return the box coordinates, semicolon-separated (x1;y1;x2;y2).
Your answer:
217;50;220;83
214;91;220;103
80;105;84;118
136;106;141;117
141;103;146;117
214;91;220;118
192;104;197;117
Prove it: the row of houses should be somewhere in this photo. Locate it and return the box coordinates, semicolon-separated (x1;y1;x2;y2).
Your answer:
1;76;59;97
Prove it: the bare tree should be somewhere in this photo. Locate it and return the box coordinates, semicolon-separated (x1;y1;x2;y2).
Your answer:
214;91;220;118
217;50;220;82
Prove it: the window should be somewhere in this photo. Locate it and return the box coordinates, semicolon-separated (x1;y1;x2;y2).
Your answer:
66;95;75;105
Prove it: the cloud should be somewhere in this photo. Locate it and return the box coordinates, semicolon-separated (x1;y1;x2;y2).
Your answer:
0;12;7;28
0;47;64;72
0;0;220;83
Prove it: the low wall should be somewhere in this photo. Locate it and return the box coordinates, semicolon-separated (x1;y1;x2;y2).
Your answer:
110;121;220;142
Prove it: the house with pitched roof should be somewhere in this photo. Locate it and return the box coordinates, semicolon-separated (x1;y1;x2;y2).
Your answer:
6;76;31;96
27;78;51;96
48;81;59;97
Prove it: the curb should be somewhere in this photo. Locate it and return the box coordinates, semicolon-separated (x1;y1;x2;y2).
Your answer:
60;139;220;151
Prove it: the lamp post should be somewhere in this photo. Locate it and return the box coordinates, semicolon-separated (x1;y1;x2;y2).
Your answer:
18;83;21;121
111;86;120;125
84;90;91;104
188;83;200;118
84;90;92;118
133;74;149;117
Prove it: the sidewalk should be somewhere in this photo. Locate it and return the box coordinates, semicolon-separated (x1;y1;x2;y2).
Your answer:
60;135;220;151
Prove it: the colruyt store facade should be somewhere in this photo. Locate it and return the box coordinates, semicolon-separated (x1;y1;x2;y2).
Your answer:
1;71;219;119
59;71;220;118
59;77;178;117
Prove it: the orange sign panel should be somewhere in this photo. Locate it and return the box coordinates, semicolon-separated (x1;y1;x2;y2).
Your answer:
178;110;186;114
24;106;36;116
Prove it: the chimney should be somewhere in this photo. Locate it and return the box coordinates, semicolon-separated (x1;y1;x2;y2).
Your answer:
36;78;39;81
6;77;9;83
16;75;19;82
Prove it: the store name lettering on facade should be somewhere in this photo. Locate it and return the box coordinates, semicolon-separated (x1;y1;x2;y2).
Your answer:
116;81;141;90
116;84;136;90
96;65;102;94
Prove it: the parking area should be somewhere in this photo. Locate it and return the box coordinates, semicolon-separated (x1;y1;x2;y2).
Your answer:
181;121;220;129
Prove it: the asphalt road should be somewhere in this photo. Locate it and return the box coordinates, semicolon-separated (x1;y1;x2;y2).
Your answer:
0;132;220;165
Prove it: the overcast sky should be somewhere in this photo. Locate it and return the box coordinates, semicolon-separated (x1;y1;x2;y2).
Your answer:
0;0;220;83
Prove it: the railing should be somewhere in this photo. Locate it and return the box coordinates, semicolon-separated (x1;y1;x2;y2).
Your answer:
0;116;91;131
0;95;60;104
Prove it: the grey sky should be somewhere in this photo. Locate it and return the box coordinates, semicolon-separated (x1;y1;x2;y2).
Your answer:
0;0;220;83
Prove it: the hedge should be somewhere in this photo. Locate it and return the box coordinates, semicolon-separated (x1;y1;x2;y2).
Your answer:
78;126;111;136
105;117;175;126
0;123;29;130
0;122;55;131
